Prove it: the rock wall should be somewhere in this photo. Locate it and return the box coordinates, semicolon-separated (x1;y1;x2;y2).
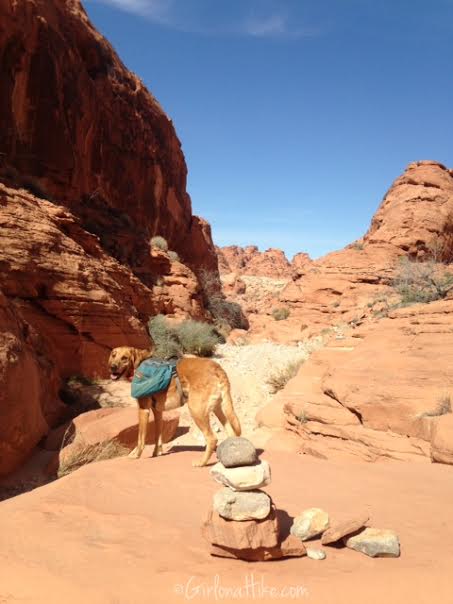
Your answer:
0;0;219;474
0;0;217;276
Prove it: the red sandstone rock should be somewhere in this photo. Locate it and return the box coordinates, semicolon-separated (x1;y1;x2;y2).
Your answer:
278;300;453;463
0;0;220;475
202;507;280;550
209;533;306;561
321;513;369;545
46;407;180;475
431;414;453;465
0;0;217;275
217;246;293;278
0;290;65;476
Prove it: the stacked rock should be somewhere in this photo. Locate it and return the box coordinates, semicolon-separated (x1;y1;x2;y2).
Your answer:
202;437;305;561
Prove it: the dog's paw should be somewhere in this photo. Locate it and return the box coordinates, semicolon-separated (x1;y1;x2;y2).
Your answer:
152;446;163;458
192;459;207;468
128;448;141;459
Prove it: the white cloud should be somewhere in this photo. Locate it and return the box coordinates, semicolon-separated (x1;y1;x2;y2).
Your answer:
89;0;317;39
93;0;172;21
243;13;288;37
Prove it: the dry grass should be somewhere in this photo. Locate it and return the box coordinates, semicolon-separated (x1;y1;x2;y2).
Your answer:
168;250;180;262
57;438;130;478
266;358;304;394
417;395;452;419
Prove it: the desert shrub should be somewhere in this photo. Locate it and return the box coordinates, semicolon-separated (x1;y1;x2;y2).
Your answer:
150;235;168;251
57;439;129;478
266;358;304;394
175;320;221;357
168;250;180;262
148;314;182;359
272;307;290;321
199;270;248;329
393;257;453;305
148;314;220;358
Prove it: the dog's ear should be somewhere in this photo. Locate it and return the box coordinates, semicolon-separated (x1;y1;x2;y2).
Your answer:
130;347;153;368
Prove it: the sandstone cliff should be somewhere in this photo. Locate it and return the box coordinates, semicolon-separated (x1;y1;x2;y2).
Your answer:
0;0;219;474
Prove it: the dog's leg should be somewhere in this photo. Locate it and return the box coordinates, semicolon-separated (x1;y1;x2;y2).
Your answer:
128;407;149;459
189;406;218;467
151;407;164;457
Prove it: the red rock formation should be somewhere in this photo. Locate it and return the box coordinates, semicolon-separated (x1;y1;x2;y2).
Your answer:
259;299;453;464
217;245;294;278
236;161;453;342
0;0;219;474
0;0;217;276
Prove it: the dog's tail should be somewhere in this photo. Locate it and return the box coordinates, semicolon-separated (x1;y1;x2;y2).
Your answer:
218;371;242;437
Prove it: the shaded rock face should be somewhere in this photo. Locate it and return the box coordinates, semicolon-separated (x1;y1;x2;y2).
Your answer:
0;290;64;476
0;0;217;276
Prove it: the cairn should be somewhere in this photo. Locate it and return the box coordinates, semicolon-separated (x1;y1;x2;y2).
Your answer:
202;437;305;561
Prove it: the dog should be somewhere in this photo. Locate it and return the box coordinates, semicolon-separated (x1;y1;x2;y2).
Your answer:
108;346;241;467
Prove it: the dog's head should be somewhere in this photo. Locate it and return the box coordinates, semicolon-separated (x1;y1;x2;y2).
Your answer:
108;346;153;381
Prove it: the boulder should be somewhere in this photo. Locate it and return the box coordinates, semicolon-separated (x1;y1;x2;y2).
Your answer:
216;437;257;468
213;488;271;521
210;460;271;491
344;528;400;558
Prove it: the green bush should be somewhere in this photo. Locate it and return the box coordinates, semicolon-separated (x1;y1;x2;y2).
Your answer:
148;315;220;358
199;270;248;329
393;257;453;305
148;315;182;359
150;235;168;251
271;307;290;321
175;320;221;357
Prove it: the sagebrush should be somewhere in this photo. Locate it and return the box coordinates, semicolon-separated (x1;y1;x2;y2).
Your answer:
148;314;221;358
272;307;290;321
150;235;168;251
393;257;453;305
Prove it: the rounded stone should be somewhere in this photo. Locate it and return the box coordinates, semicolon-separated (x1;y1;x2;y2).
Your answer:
213;488;271;521
216;437;257;468
290;508;330;541
210;460;271;491
307;548;326;560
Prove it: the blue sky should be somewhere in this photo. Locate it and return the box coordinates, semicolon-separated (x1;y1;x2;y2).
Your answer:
85;0;453;259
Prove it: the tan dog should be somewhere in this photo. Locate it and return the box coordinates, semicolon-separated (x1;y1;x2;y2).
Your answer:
108;346;241;466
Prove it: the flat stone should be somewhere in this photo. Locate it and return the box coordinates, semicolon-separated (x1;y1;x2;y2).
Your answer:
202;507;279;550
213;488;271;521
209;534;306;561
344;528;400;558
216;437;257;468
290;507;330;541
210;460;271;491
321;513;369;545
307;548;326;560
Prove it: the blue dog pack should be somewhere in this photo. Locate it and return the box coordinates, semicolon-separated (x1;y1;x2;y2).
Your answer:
131;358;178;399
